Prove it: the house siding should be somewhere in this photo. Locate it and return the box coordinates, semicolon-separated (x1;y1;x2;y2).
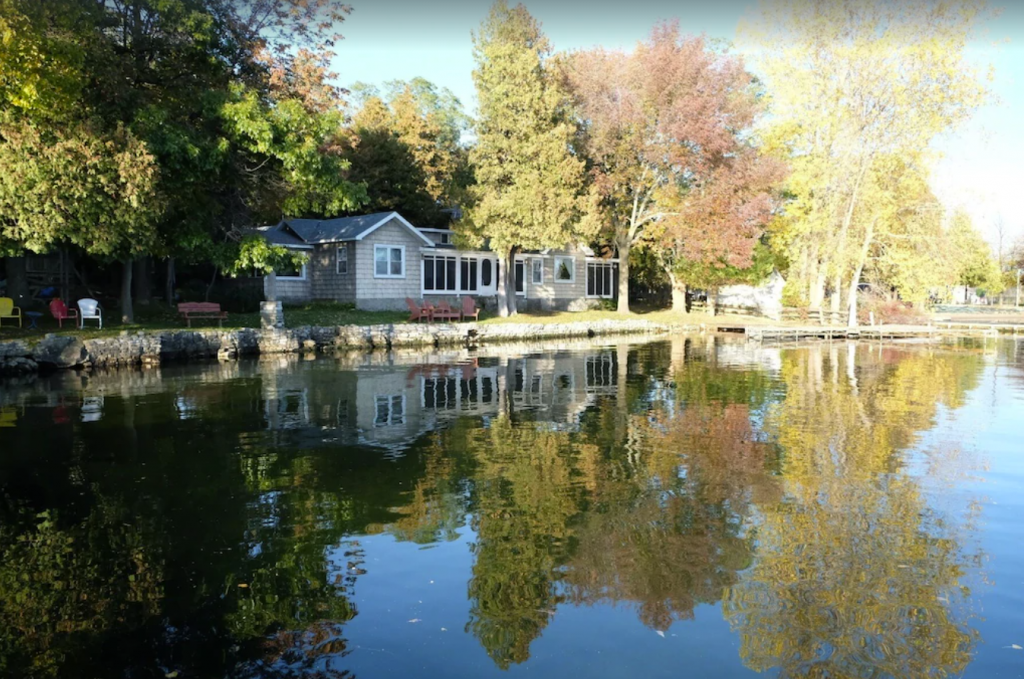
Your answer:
272;274;311;302
354;218;426;311
519;248;605;311
309;242;356;303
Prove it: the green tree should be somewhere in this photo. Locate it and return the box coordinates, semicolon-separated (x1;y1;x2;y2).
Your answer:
466;1;593;316
948;209;1003;299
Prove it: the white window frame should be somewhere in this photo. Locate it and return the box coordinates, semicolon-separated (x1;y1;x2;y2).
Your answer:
514;259;527;296
531;258;544;285
553;256;575;283
374;394;406;427
460;256;480;293
422;253;459;294
586;261;616;299
336;243;348;275
374;244;406;278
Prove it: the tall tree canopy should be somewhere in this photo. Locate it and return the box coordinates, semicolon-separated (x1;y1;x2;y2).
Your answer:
563;24;782;312
742;0;991;323
466;0;593;317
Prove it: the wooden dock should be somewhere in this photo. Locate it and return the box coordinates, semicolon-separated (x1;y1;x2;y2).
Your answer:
733;322;1024;343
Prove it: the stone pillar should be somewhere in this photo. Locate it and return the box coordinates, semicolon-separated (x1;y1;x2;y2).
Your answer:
261;301;284;329
261;271;284;329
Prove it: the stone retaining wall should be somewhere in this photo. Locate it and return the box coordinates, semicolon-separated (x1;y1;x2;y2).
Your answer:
0;319;676;376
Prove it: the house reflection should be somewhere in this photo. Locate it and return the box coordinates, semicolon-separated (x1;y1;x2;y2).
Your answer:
259;346;623;453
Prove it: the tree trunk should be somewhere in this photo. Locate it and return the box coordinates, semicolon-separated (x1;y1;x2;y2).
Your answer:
847;219;876;328
708;287;718;316
121;258;134;324
616;238;631;313
808;254;826;311
204;266;218;302
165;257;176;307
496;254;509;318
505;247;518;316
668;272;687;312
3;256;29;305
134;256;152;305
830;274;843;315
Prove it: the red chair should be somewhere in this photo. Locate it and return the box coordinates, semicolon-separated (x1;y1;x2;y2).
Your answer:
49;299;78;328
460;296;480;322
432;300;461;323
406;298;430;323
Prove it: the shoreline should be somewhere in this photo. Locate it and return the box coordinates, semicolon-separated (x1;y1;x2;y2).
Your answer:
0;318;681;376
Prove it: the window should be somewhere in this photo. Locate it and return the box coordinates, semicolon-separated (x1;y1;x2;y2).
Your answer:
336;244;348;274
554;256;575;282
374;245;405;278
460;258;479;292
481;259;493;287
439;232;452;245
423;377;458;409
275;259;306;280
531;259;544;284
374;395;405;427
586;261;615;298
514;260;526;295
423;254;458;293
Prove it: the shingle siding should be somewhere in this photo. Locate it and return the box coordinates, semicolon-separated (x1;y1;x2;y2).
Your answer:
309;242;356;303
354;218;425;311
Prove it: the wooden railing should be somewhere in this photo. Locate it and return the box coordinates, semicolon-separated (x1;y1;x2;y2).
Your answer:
780;308;845;326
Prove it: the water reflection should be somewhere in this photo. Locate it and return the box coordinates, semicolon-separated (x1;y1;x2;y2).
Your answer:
0;337;997;678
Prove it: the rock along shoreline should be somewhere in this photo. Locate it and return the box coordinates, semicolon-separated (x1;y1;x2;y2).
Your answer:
0;319;679;376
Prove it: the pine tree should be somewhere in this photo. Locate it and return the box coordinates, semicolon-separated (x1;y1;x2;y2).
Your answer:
466;1;591;316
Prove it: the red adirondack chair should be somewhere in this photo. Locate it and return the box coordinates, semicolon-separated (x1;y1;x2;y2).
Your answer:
460;296;480;322
406;298;430;323
49;299;78;328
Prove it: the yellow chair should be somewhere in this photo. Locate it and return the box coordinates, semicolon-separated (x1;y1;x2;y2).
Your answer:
0;297;22;328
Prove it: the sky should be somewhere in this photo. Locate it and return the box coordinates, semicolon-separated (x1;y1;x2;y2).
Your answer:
331;0;1024;251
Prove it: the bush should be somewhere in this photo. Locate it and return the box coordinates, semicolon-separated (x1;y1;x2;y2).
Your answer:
858;293;927;325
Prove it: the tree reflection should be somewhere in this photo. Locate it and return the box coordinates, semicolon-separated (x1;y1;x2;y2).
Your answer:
724;345;985;679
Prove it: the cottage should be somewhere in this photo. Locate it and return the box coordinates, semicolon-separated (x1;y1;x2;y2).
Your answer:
253;211;618;312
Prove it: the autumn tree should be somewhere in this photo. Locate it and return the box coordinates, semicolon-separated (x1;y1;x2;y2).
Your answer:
563;24;781;312
742;0;991;324
948;209;1003;299
467;1;593;317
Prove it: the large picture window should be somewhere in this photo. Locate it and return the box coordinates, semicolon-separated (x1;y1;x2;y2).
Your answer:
554;256;575;282
275;259;306;280
586;261;615;298
423;254;458;292
374;245;405;278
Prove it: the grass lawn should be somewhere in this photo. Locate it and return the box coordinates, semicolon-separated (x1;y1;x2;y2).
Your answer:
0;301;771;343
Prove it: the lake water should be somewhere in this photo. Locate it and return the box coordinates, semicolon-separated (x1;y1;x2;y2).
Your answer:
1;336;1023;679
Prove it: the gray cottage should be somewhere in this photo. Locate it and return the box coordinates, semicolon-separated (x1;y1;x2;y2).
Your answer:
254;211;619;312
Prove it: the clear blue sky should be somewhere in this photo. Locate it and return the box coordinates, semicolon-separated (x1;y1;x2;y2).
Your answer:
332;0;1024;250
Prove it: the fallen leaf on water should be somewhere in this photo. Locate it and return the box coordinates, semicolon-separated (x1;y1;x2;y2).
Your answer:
408;618;421;623
441;628;447;632
656;631;665;638
166;672;179;678
1011;644;1022;650
237;583;248;588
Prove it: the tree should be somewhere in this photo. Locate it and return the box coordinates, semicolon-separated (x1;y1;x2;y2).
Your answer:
563;24;781;312
466;1;593;317
0;119;162;321
742;0;991;324
948;210;1003;299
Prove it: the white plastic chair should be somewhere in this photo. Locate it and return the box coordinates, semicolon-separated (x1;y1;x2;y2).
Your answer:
77;298;102;329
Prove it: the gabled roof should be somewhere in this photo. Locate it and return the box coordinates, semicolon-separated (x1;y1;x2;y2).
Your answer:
251;225;313;249
277;212;434;246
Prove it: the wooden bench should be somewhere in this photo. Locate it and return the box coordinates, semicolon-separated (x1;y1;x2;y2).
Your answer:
178;302;228;327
